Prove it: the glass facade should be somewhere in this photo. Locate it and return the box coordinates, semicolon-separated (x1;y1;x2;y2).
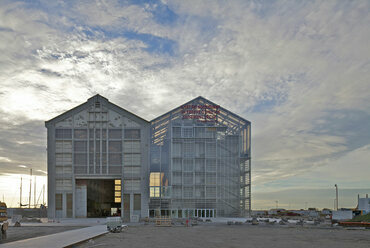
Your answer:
149;97;251;217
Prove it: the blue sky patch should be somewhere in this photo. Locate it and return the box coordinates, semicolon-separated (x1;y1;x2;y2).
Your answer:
124;31;177;55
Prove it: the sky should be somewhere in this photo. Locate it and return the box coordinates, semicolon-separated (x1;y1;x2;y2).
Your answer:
0;0;369;210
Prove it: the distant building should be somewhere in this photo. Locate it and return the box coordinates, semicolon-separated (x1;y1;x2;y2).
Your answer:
45;95;251;220
332;210;353;221
358;194;370;214
321;208;332;215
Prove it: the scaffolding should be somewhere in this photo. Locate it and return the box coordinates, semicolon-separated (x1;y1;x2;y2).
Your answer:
149;97;251;217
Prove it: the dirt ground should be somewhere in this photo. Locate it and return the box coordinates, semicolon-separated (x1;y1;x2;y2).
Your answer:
77;224;370;248
0;226;87;244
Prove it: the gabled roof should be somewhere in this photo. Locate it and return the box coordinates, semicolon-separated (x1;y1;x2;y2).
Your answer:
45;94;149;127
150;96;250;124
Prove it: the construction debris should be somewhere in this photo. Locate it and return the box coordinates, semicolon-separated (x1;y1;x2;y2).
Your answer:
106;217;125;233
155;216;172;227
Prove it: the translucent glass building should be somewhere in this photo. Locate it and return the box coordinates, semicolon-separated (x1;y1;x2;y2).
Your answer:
149;97;251;218
46;95;251;220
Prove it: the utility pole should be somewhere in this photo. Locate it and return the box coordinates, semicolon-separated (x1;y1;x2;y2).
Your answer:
275;200;278;209
335;184;338;210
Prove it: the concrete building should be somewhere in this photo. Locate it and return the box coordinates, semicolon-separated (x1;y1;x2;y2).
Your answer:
45;95;150;221
46;95;251;220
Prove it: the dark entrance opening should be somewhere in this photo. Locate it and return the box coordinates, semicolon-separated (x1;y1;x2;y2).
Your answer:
86;179;121;217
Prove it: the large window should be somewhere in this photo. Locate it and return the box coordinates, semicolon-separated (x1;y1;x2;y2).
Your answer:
95;129;107;139
182;127;193;138
114;180;121;203
172;187;182;198
206;174;216;185
184;187;193;198
172;127;181;138
150;187;160;198
195;127;205;138
109;141;122;153
74;153;87;165
172;172;182;184
172;158;182;171
172;143;182;157
195;159;205;172
206;159;216;172
184;172;193;185
74;129;87;139
109;129;122;139
55;194;63;210
183;159;193;171
74;141;87;152
183;143;193;158
195;174;205;184
195;142;205;157
206;142;216;157
109;153;122;165
134;194;141;210
206;186;216;198
150;172;161;197
55;129;72;139
124;129;140;139
150;172;161;186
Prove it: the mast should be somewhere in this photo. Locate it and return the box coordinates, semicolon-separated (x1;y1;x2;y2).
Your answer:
20;177;23;208
29;169;32;208
34;175;36;208
42;184;45;206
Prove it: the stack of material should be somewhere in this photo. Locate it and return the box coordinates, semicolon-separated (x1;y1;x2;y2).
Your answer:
155;216;172;227
106;217;124;232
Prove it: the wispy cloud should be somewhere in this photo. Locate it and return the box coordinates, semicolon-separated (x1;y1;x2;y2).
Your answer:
0;0;369;208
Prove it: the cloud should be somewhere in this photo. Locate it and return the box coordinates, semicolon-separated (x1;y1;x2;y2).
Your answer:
0;0;369;208
0;157;12;162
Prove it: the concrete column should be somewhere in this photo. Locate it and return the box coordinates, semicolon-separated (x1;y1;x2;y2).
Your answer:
63;193;67;218
130;193;134;221
72;178;76;218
